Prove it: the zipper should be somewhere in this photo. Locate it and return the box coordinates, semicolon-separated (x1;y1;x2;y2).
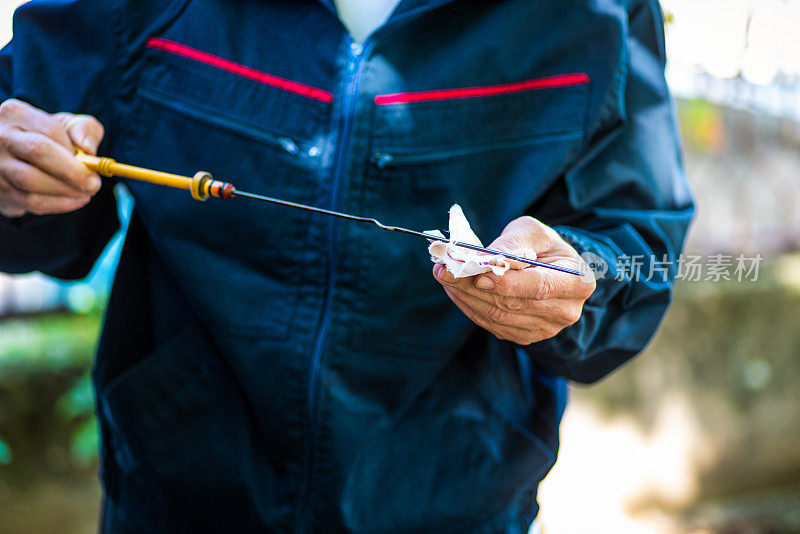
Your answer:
300;35;368;533
300;3;453;527
372;131;584;169
138;86;321;159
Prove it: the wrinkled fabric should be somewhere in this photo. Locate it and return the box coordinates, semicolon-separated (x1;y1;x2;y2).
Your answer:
427;204;535;278
0;1;693;532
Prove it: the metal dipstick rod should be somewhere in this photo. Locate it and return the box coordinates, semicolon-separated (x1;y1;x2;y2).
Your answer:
76;152;582;276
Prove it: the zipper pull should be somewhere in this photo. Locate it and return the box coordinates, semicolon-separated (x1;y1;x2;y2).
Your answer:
373;152;393;169
278;137;299;155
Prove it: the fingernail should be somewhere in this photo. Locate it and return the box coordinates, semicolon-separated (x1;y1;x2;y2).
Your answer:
81;136;96;154
85;175;101;192
438;270;454;284
476;277;494;290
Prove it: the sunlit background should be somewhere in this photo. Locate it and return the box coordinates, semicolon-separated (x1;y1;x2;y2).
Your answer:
1;1;800;533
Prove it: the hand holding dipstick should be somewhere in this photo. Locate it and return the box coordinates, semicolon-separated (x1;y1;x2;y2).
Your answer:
0;100;103;217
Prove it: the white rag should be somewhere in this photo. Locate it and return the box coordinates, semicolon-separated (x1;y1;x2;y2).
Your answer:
427;204;536;278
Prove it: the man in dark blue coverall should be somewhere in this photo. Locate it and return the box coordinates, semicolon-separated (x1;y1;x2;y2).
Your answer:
0;0;693;532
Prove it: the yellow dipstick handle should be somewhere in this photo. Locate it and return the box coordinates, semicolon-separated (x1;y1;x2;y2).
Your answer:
75;150;236;201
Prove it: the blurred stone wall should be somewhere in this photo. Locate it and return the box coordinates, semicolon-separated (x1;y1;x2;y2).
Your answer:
592;276;800;492
680;99;800;257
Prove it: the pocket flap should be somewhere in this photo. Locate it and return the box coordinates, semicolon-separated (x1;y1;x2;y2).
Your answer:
140;37;332;144
372;74;590;155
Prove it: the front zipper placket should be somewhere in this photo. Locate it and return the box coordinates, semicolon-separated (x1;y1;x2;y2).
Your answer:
301;3;453;527
301;35;369;533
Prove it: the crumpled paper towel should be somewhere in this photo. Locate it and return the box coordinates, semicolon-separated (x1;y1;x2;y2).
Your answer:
427;204;536;278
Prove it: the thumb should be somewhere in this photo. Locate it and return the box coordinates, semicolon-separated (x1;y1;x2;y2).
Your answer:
486;216;554;269
55;112;105;156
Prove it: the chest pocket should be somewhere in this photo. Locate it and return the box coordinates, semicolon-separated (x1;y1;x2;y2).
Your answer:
118;38;333;340
348;75;590;356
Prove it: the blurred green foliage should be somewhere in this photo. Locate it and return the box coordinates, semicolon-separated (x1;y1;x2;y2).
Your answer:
677;99;726;154
0;312;100;370
0;311;102;485
0;436;11;465
57;376;99;467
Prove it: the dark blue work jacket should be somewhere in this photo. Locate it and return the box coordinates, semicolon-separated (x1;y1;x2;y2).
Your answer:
0;0;693;532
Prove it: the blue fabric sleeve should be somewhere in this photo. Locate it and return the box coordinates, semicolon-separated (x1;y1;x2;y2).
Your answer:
523;0;694;383
0;0;120;279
